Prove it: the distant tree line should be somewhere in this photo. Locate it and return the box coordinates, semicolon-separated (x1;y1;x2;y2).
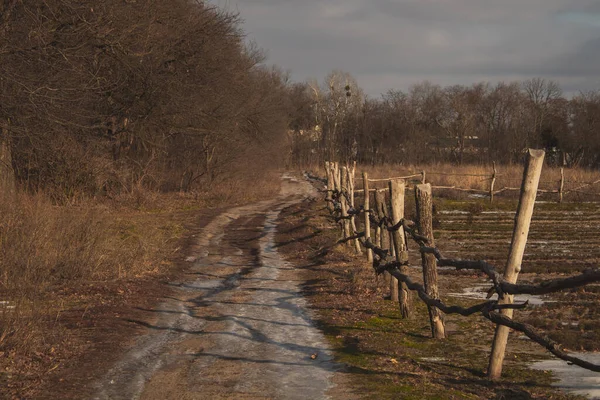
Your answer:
289;71;600;168
1;0;293;201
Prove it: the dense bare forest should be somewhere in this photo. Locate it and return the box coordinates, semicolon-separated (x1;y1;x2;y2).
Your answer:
0;0;292;201
289;72;600;168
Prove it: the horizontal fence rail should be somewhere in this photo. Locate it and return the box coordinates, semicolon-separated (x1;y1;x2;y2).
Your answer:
338;162;600;204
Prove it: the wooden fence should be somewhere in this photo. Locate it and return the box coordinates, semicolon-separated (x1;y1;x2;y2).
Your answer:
345;162;600;203
319;151;600;380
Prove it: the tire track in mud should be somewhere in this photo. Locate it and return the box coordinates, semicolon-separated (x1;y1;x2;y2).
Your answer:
93;174;340;400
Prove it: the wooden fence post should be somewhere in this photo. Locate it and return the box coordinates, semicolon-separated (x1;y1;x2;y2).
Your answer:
329;162;339;191
389;179;411;318
375;190;392;290
347;166;362;253
415;183;445;339
559;167;565;204
375;190;389;250
488;149;545;380
489;162;497;203
374;190;383;248
363;172;373;262
340;167;351;241
325;161;334;212
334;162;342;217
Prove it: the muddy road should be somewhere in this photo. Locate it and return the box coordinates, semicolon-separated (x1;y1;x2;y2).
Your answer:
92;174;343;399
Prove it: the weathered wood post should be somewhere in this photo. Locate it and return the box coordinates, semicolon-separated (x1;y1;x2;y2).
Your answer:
347;167;362;253
389;179;411;317
415;183;445;339
558;167;565;204
333;162;341;211
333;162;341;192
374;190;382;248
363;172;373;262
325;161;334;212
340;167;351;241
375;190;389;250
488;149;545;380
0;125;16;200
388;189;396;262
375;189;392;289
489;162;497;203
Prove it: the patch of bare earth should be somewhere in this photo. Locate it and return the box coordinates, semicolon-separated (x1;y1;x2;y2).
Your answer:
275;197;588;399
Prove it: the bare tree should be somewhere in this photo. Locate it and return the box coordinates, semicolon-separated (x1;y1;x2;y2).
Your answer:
0;0;292;198
522;78;563;149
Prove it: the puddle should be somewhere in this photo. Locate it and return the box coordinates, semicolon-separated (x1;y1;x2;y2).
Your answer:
448;282;551;305
531;353;600;399
420;357;446;362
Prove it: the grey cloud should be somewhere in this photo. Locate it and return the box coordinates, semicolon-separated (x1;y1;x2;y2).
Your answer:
219;0;600;96
557;0;600;14
551;35;600;76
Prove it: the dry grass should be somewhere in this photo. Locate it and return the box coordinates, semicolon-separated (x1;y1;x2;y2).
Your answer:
0;170;282;366
319;163;600;201
0;194;179;355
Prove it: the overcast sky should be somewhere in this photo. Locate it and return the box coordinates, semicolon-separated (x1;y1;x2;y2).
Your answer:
214;0;600;97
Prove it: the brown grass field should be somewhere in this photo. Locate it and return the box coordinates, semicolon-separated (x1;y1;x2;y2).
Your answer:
322;162;600;202
0;170;282;397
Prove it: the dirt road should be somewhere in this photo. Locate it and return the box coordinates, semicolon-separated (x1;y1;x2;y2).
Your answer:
92;174;342;399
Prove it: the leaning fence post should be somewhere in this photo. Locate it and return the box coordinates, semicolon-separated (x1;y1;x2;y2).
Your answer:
489;162;497;203
558;167;565;204
415;183;445;339
363;172;373;262
488;149;545;380
389;178;411;318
